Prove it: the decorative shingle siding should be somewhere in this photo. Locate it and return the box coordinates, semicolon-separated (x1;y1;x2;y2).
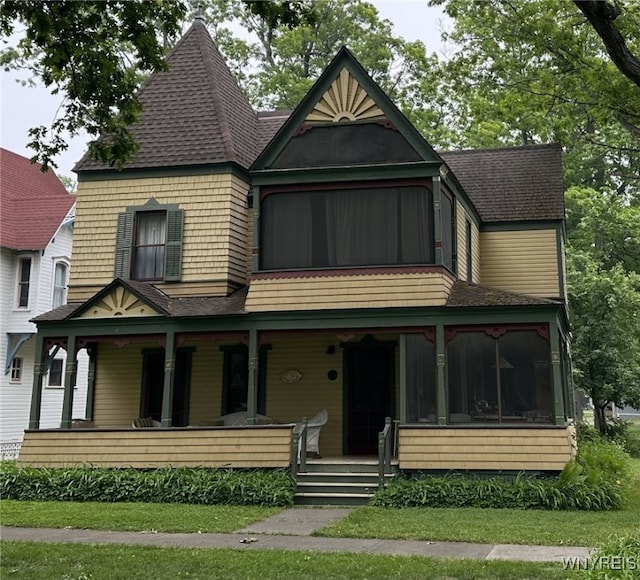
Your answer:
479;229;560;298
246;271;455;312
68;174;250;302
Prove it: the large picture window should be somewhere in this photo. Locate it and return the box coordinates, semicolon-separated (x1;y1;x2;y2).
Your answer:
447;328;553;424
261;186;434;270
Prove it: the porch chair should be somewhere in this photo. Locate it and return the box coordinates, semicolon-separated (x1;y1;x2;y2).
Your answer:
132;417;161;428
299;409;328;457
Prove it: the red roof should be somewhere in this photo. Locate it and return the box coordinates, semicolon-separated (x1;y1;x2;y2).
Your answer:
1;148;75;250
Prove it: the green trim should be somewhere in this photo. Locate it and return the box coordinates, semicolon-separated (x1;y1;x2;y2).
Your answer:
399;334;407;423
251;162;441;186
440;173;482;227
247;328;258;421
252;48;442;171
433;177;442;265
251;206;260;273
36;303;566;338
555;225;567;300
436;324;447;425
61;334;77;428
549;319;566;425
160;332;176;428
77;163;250;183
28;334;46;430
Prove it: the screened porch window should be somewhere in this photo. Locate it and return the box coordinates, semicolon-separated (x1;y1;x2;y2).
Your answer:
405;333;437;423
133;211;167;281
261;186;434;270
447;328;553;424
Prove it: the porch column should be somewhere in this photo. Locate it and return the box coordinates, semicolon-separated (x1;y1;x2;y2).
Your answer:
549;320;566;425
161;331;176;428
246;328;258;424
28;334;46;430
61;334;78;428
84;343;97;420
399;334;407;423
436;323;447;424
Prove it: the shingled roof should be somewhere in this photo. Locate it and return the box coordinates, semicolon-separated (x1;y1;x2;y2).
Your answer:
446;280;562;308
1;148;75;251
440;144;565;223
75;16;257;172
32;283;248;322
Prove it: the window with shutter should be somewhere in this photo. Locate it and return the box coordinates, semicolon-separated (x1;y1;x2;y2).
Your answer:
114;201;183;282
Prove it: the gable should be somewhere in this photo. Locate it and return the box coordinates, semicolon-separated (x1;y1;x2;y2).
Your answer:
76;285;162;319
252;48;442;171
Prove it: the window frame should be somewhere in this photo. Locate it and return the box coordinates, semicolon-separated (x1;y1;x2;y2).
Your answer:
445;325;554;425
114;200;183;283
9;357;23;383
46;357;65;388
258;179;435;272
52;259;69;308
16;256;32;308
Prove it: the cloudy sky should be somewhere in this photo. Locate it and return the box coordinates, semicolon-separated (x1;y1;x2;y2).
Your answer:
0;1;449;179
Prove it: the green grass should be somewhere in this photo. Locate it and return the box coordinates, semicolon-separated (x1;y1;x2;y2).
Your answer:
317;458;640;548
0;501;281;533
0;541;580;580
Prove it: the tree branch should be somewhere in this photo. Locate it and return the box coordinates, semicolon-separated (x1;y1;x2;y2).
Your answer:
574;0;640;88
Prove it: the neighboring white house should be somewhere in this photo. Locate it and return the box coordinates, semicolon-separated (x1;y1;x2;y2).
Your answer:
1;148;88;458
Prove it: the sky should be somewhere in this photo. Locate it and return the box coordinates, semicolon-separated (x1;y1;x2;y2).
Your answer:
0;1;450;180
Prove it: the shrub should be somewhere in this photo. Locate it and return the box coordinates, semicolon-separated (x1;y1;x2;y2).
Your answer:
371;438;632;511
0;463;294;507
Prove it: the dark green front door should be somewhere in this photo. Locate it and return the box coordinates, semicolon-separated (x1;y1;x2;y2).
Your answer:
345;340;395;455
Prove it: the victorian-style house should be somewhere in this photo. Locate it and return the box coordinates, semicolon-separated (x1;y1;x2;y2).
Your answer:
19;17;575;487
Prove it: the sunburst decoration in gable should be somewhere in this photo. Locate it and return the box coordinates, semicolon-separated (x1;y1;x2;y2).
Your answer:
80;286;160;319
306;68;384;123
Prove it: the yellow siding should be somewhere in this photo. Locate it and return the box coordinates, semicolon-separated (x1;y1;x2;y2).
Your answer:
69;173;250;302
246;271;454;312
480;229;559;297
456;200;468;281
399;425;576;471
185;338;225;426
93;343;150;427
18;427;293;468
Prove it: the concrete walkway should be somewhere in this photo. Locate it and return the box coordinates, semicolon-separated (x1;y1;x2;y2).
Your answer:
1;507;592;563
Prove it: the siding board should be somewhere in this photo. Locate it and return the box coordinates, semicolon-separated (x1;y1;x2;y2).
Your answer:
398;425;576;471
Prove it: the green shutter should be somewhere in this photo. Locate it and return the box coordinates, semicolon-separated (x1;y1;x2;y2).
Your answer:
114;211;134;279
164;208;184;281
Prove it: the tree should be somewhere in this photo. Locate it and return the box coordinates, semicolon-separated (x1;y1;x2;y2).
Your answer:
0;0;316;171
191;0;454;146
567;249;640;433
0;1;187;170
431;0;640;197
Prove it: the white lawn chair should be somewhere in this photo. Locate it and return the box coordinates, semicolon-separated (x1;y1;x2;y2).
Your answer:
300;409;328;456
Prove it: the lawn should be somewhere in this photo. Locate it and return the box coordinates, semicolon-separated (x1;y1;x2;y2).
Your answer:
0;501;281;533
317;458;640;547
0;541;580;580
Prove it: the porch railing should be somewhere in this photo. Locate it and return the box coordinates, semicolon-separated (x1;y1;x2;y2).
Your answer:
290;417;308;482
378;417;399;489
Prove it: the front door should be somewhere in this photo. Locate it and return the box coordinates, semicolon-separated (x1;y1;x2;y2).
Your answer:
141;348;191;426
345;339;395;454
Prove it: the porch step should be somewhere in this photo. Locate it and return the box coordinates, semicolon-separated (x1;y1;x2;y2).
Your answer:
294;459;398;506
